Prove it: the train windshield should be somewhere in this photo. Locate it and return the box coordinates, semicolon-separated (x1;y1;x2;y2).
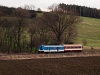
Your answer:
39;46;43;50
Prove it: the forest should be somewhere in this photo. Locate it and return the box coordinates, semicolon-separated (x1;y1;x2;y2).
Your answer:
59;3;100;18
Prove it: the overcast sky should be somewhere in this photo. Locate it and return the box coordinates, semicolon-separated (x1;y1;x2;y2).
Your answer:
0;0;100;11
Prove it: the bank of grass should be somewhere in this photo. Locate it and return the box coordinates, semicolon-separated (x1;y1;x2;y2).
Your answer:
0;57;100;75
77;17;100;48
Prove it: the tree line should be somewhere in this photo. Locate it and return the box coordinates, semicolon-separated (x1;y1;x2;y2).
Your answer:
1;4;100;19
0;5;37;18
59;3;100;18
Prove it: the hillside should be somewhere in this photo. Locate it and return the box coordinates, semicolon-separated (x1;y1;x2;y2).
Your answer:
0;5;100;53
77;17;100;48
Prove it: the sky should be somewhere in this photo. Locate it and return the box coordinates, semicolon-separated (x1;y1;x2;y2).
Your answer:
0;0;100;11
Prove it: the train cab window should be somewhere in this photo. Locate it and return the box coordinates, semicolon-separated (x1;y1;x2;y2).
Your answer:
39;46;43;50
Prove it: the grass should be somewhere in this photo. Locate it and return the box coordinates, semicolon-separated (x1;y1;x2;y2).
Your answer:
0;57;100;75
77;17;100;48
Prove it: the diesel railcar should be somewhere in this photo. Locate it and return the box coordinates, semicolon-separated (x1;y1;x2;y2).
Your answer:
38;44;83;53
38;45;64;53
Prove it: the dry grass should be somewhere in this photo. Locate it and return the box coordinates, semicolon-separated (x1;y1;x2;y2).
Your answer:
0;56;100;75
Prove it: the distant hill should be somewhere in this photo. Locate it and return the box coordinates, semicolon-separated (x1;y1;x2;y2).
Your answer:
1;4;100;19
77;17;100;48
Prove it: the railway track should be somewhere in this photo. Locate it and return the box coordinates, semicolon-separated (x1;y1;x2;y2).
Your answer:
0;51;100;60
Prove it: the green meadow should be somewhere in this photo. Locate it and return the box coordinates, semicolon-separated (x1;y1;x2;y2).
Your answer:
77;17;100;48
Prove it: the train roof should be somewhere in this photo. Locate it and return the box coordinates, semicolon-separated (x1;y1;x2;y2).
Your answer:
39;44;83;47
64;44;83;46
40;45;64;47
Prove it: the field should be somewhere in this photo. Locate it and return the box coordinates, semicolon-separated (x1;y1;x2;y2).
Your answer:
77;17;100;48
0;56;100;75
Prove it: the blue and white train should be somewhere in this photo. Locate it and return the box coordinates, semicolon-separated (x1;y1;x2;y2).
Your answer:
38;44;83;53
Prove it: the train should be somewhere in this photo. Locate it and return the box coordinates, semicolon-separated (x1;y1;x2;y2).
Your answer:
38;44;83;53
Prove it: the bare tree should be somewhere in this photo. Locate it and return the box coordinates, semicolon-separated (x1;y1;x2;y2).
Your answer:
0;17;18;53
37;8;42;12
40;4;81;44
28;22;36;53
13;7;30;52
64;24;77;44
23;4;35;10
35;18;50;45
28;18;50;52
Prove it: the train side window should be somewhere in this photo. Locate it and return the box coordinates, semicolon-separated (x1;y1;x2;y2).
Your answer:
77;46;81;48
69;47;71;48
64;47;67;48
61;47;64;49
55;47;57;50
71;47;74;48
58;47;60;49
49;47;51;50
44;47;49;50
67;47;69;48
50;47;57;50
58;47;64;49
50;47;53;50
74;47;77;48
54;47;57;50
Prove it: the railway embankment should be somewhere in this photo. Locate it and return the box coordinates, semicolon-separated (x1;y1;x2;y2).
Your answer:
0;50;100;60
